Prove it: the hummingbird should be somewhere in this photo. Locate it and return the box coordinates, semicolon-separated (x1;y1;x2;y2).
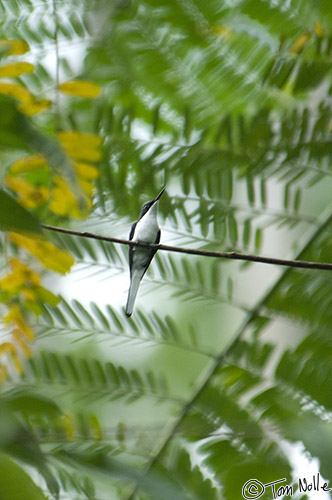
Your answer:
125;187;165;317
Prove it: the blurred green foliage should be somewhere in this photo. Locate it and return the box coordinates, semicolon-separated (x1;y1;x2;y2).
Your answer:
0;1;332;500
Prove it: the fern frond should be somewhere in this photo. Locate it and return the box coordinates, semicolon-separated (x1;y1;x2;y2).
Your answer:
34;298;215;357
18;350;172;404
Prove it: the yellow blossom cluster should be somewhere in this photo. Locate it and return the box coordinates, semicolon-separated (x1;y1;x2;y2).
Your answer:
0;39;102;380
5;133;101;218
0;256;66;376
0;38;51;114
0;39;102;218
8;234;74;274
0;240;74;378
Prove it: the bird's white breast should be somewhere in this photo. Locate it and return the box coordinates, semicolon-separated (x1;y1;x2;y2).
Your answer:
134;203;159;243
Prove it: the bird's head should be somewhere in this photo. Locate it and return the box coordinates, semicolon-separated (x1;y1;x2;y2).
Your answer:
139;187;165;220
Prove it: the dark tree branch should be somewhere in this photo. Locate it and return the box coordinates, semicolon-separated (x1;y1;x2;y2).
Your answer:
41;224;332;271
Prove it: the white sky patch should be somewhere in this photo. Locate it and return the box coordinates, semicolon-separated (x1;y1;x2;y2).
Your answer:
283;441;331;500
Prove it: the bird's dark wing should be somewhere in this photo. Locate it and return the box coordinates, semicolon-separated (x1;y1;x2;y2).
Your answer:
141;229;161;278
129;222;136;240
128;222;136;275
155;229;161;245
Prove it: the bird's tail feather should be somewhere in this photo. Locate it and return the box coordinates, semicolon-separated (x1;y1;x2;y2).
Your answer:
126;273;142;317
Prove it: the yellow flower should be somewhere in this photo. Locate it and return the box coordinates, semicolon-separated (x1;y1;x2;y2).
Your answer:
0;82;31;103
89;414;103;440
0;365;8;384
0;259;59;311
74;161;99;180
314;21;324;38
0;39;29;55
58;80;101;99
0;62;34;77
0;258;40;292
50;175;91;218
290;33;311;53
0;342;23;374
9;155;48;175
57;131;102;162
19;96;52;115
21;288;37;302
60;414;76;440
9;233;74;274
4;304;35;341
5;176;49;208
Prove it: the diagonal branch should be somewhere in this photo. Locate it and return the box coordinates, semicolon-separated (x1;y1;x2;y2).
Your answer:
41;224;332;271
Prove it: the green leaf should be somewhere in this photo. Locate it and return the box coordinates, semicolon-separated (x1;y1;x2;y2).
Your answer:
0;452;47;500
0;189;41;234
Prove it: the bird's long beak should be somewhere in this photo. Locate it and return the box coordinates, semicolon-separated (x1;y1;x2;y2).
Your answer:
154;187;166;202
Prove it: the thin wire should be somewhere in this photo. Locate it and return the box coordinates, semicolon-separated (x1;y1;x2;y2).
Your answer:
41;224;332;271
